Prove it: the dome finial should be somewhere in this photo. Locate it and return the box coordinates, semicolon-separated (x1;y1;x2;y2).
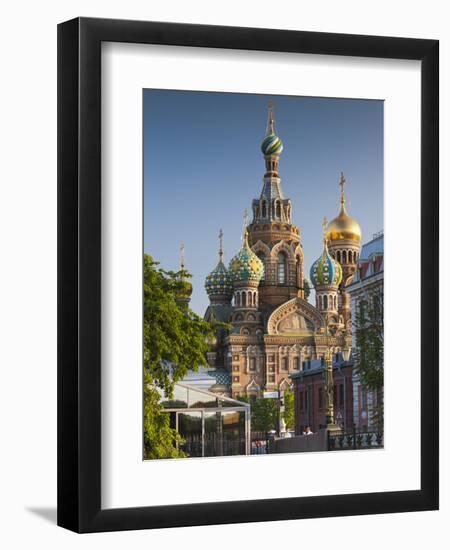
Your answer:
266;100;275;136
339;172;346;206
180;241;185;271
241;209;249;244
322;216;328;241
218;228;224;262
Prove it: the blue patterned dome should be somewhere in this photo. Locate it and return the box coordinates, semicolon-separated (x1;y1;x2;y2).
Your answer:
261;133;283;156
205;260;233;298
310;241;342;287
229;232;264;284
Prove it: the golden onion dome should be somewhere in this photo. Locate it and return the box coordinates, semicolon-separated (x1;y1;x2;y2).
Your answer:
326;173;361;243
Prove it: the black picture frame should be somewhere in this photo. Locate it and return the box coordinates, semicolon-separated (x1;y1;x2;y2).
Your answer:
57;17;439;533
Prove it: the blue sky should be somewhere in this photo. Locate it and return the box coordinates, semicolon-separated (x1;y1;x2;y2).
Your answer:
143;90;383;316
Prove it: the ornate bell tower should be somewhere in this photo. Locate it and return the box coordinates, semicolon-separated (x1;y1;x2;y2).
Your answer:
247;102;305;310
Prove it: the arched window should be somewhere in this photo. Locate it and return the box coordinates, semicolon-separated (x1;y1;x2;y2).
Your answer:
276;201;281;218
318;295;322;309
257;253;266;282
334;295;337;309
261;201;267;218
282;356;289;371
323;295;328;309
342;250;347;263
242;292;246;307
296;255;302;287
235;293;241;307
337;250;341;263
277;252;287;284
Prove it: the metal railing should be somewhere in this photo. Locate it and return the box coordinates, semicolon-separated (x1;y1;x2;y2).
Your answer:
328;429;383;451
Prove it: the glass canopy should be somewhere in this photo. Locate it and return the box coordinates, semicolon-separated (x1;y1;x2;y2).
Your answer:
161;383;251;458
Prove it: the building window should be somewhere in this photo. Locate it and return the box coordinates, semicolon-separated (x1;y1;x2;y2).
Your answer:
318;387;323;409
339;383;344;406
249;357;256;371
269;375;275;383
261;201;267;218
359;300;367;322
282;356;288;370
323;295;328;310
276;201;281;218
278;252;287;284
361;387;367;409
296;256;302;287
233;376;240;383
294;357;300;370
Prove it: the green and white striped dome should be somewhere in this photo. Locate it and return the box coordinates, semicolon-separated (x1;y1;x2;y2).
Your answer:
261;133;284;156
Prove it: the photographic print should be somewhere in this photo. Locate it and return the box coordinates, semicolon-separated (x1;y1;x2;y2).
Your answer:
143;90;384;460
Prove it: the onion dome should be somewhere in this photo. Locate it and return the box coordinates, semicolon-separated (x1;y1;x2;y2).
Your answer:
205;260;233;298
205;230;233;300
229;230;264;284
310;222;343;287
260;101;284;156
177;279;193;299
326;173;361;243
261;133;283;156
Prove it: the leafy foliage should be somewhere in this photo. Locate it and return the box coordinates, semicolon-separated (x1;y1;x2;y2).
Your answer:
282;390;295;430
250;397;278;432
352;288;384;427
143;254;220;459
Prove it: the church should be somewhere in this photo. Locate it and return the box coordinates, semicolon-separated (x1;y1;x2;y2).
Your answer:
202;104;362;400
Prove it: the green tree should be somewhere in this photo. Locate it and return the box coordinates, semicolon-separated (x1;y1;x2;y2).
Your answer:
250;397;278;432
352;288;384;429
143;254;220;459
282;390;295;430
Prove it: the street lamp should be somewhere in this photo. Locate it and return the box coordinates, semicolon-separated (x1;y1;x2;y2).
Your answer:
323;313;340;434
323;313;334;426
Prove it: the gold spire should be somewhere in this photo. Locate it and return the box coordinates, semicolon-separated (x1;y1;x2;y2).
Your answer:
339;172;346;206
266;101;275;135
325;173;361;243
